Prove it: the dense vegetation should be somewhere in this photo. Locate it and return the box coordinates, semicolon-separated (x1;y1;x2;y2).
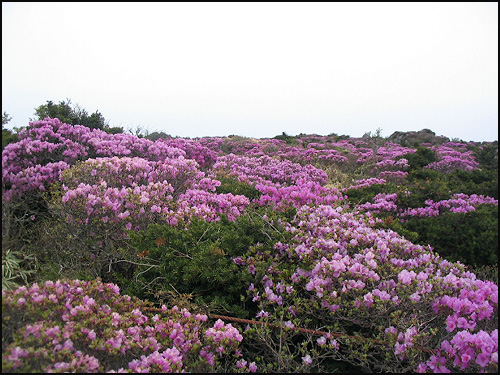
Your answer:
2;117;498;373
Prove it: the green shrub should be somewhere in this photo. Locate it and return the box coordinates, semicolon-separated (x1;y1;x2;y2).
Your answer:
469;141;498;171
2;128;17;150
344;183;399;205
402;146;438;171
399;205;498;267
215;174;263;201
397;172;451;209
119;208;292;318
446;169;498;199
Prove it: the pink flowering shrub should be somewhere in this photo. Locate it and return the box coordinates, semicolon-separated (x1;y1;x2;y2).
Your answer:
161;138;218;169
344;178;387;191
356;192;399;214
211;154;328;187
417;329;498;372
255;179;346;211
424;143;479;173
54;155;251;248
2;122;497;373
2;161;70;202
400;193;498;218
2;118;187;202
239;204;498;372
2;278;250;373
353;191;498;218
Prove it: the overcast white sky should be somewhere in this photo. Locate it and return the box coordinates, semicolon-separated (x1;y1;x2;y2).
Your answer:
2;2;498;141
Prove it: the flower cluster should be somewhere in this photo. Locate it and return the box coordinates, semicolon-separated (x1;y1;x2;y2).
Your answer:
2;278;248;373
424;143;479;173
417;329;498;372
344;178;387;191
2;118;197;201
57;156;251;239
239;204;498;372
204;319;244;359
211;154;329;187
255;180;345;210
400;193;498;218
161;137;218;169
355;192;498;218
356;193;399;214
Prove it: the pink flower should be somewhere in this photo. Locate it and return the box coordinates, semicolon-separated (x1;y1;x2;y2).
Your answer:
317;336;327;346
302;354;313;365
363;292;374;307
256;310;269;318
416;363;428;372
409;292;421;302
248;362;257;372
476;352;490;367
236;359;247;368
491;352;498;364
330;339;339;349
195;314;208;322
446;315;457;332
385;326;397;335
398;270;416;284
8;346;29;361
461;353;472;365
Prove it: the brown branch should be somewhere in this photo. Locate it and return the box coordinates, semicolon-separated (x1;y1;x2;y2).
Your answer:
143;307;436;355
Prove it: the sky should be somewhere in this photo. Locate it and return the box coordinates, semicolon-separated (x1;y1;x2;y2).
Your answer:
2;2;498;141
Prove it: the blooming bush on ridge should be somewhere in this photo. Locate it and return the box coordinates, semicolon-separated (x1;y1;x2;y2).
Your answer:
2;118;498;373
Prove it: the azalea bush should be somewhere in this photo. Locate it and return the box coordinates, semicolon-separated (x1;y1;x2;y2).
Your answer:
120;208;292;318
2;118;498;373
41;155;251;278
2;278;254;373
238;204;498;372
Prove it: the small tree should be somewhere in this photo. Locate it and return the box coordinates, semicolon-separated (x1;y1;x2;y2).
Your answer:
2;111;12;126
2;112;17;149
32;98;113;131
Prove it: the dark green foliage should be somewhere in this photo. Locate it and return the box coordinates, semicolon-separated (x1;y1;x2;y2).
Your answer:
215;174;263;201
103;125;125;134
403;146;438;171
121;209;291;317
446;169;498;199
273;132;300;145
372;216;420;244
399;205;498;267
33;100;73;124
469;141;498;171
344;183;399;205
2;128;17;150
32;98;110;131
2;111;12;126
398;170;452;209
400;167;498;209
2;112;17;149
146;131;171;141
